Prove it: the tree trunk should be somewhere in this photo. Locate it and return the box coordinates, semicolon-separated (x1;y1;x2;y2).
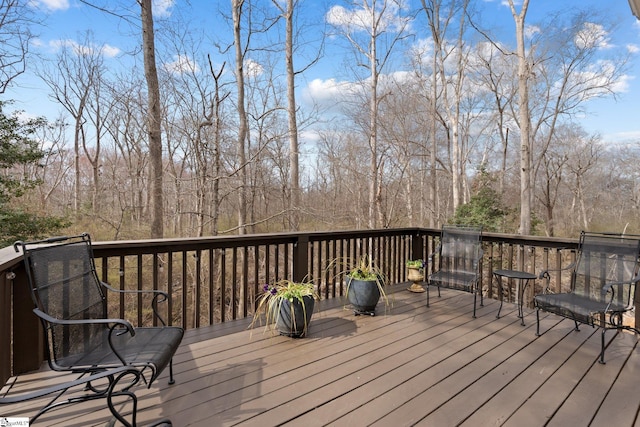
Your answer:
232;0;248;235
284;0;300;231
509;0;532;235
141;0;164;238
368;0;379;229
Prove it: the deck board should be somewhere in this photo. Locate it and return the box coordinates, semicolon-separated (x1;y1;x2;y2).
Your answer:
2;286;640;426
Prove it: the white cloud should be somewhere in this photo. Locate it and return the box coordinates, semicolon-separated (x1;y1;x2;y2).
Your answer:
244;59;264;78
410;38;434;61
500;0;520;7
306;78;346;103
153;0;175;18
48;39;120;57
524;25;541;39
602;130;640;143
326;1;411;33
49;39;80;52
30;0;70;11
562;60;632;102
575;22;612;50
304;71;415;108
627;44;640;54
101;44;120;58
164;55;199;74
609;70;632;94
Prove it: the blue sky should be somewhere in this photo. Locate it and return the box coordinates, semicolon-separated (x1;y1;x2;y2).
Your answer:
5;0;640;143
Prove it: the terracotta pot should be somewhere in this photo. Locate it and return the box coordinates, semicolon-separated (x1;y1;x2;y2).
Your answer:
407;267;424;282
407;266;425;293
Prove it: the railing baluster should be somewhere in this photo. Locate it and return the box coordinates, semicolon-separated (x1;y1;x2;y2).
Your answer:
220;249;226;323
195;249;201;328
209;249;215;325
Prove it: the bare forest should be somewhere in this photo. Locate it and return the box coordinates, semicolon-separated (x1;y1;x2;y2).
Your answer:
3;0;640;244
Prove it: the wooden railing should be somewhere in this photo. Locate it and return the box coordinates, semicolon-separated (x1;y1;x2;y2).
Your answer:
0;228;594;385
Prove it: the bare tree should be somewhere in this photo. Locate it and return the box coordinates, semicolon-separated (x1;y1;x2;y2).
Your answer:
507;0;533;235
39;32;104;214
327;0;411;228
420;0;471;216
565;134;599;231
0;0;38;94
232;0;249;235
28;116;72;213
472;41;517;197
209;59;229;236
105;73;149;231
529;12;630;212
271;0;301;231
140;0;164;238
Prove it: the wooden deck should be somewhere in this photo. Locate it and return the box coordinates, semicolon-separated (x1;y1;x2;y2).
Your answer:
3;286;640;426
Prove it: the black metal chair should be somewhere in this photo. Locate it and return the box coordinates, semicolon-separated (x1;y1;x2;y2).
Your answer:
426;225;484;317
535;231;640;364
13;233;184;424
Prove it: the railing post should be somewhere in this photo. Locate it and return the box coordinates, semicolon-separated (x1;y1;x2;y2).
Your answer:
293;234;310;283
0;271;11;385
411;231;424;260
12;264;43;375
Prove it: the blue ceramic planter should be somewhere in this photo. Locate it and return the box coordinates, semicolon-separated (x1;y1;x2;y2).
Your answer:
275;295;315;337
346;277;381;315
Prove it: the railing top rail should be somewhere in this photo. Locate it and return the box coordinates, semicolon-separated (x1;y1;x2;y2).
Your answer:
1;228;580;269
480;232;580;250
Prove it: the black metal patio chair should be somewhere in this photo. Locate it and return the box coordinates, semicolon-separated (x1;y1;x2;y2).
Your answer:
12;233;184;424
426;225;484;317
535;231;640;364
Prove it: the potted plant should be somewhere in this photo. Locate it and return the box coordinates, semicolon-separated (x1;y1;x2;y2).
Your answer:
406;259;426;293
343;255;389;316
250;279;319;338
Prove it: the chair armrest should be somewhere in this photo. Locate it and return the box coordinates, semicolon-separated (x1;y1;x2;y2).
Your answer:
101;281;169;300
601;274;640;295
100;281;170;325
33;308;135;336
537;259;577;290
538;261;577;278
427;244;441;262
34;308;138;366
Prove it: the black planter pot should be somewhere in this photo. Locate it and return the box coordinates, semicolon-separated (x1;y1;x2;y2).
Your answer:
275;295;315;337
347;277;381;316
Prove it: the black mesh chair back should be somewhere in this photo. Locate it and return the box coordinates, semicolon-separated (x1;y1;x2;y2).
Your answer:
438;225;483;288
427;225;483;317
24;235;110;369
572;231;640;308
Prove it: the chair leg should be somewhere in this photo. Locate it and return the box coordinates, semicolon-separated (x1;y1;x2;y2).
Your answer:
599;329;607;364
426;284;430;307
168;358;175;385
472;292;477;318
535;308;541;336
